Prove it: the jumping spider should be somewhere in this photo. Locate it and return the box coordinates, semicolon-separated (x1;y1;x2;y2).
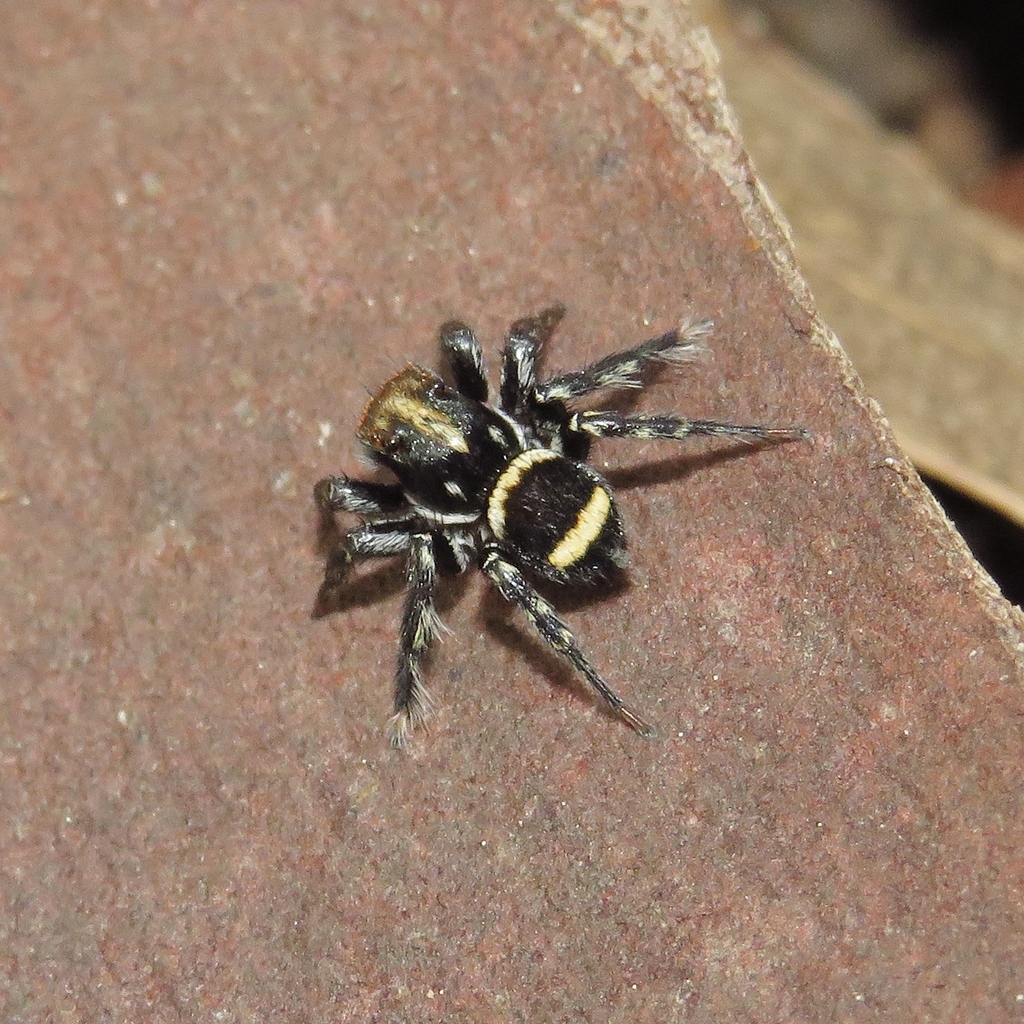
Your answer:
314;305;808;746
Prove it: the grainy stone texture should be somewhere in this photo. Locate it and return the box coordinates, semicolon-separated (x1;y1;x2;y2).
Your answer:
2;2;1022;1021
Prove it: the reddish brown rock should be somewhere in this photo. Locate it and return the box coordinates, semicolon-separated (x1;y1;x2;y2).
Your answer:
1;2;1021;1021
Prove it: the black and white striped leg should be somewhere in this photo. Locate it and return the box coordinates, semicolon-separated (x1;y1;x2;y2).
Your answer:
389;534;441;747
569;410;811;445
438;319;488;402
314;518;420;616
480;548;655;738
314;475;408;516
537;317;712;403
500;304;567;415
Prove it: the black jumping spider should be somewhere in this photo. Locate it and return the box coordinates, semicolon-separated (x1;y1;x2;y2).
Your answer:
314;305;808;745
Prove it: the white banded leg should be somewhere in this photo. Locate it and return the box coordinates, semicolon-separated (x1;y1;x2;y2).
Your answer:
439;319;488;402
481;548;654;737
500;304;566;414
314;519;419;617
314;475;407;516
389;533;442;747
570;410;811;445
537;318;711;402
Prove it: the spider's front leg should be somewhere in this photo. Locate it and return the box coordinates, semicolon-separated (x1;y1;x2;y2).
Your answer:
315;475;408;517
389;533;442;747
480;546;654;738
313;479;441;746
438;319;488;402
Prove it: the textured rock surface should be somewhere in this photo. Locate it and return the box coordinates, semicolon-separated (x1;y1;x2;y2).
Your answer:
2;1;1023;1021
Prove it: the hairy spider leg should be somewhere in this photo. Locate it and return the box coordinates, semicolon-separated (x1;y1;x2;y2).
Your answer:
314;475;408;516
480;547;655;737
312;515;421;617
499;304;567;415
312;477;445;744
438;319;488;402
537;317;713;403
390;534;441;747
569;410;812;445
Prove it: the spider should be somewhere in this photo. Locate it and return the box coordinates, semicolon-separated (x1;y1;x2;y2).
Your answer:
313;305;809;746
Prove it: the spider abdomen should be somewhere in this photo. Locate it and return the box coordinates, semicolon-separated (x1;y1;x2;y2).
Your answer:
487;449;626;583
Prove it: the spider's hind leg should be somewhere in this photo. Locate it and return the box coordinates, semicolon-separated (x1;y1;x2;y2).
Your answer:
568;410;811;446
480;546;654;737
500;304;567;416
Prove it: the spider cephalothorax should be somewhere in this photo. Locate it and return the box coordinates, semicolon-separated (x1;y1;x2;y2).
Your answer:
313;305;808;746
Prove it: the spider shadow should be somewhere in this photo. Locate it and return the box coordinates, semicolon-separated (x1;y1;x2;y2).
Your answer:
311;506;402;618
602;434;799;492
311;559;406;619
